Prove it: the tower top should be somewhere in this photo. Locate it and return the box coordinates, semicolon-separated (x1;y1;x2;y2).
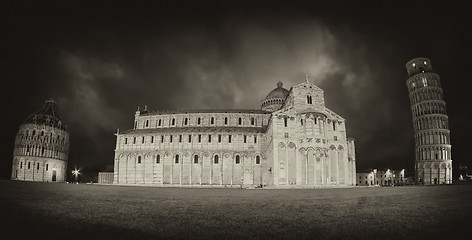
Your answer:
405;57;434;77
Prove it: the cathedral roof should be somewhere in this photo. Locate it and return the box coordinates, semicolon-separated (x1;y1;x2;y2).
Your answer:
120;126;266;135
23;99;67;131
141;109;269;116
263;82;289;101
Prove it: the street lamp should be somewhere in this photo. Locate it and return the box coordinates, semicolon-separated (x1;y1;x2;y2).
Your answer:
72;169;80;183
373;169;377;186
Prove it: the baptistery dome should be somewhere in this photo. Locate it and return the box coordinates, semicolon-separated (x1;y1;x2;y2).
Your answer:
11;99;70;182
24;99;66;130
261;82;289;112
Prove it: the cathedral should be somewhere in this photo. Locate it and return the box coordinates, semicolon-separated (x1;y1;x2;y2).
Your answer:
113;79;357;188
11;99;70;182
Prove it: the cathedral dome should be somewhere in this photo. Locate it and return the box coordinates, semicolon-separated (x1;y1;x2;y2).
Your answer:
261;82;289;112
24;99;67;130
265;82;289;100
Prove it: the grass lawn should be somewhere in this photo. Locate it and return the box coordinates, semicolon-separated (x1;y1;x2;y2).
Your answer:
1;180;471;239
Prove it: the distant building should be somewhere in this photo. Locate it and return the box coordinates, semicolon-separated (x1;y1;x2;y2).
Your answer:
405;58;452;185
11;99;70;182
98;172;114;184
113;79;357;188
356;169;411;186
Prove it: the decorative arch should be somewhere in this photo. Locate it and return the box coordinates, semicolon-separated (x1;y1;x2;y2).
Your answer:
306;147;315;153
315;148;322;157
299;147;307;155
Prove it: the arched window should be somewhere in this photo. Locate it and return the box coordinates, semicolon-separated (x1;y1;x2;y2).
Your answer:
256;156;260;164
32;130;36;136
137;156;141;164
251;118;255;125
125;138;128;144
235;155;240;164
184;118;188;125
210;117;214;124
146;120;149;127
175;155;179;164
156;155;160;164
197;117;201;125
171;118;175;125
224;117;228;125
41;131;44;136
214;155;219;164
194;155;199;164
238;117;242;125
158;119;162;126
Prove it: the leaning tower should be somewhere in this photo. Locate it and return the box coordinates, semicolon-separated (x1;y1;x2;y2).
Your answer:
11;99;70;182
405;57;452;185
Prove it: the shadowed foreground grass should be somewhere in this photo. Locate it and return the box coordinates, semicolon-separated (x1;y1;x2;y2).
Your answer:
1;180;471;239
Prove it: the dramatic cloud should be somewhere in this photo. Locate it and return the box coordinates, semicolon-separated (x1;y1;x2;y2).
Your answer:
52;16;413;170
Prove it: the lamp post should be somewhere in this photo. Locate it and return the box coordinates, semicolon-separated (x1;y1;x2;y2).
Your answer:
72;169;80;183
373;169;377;186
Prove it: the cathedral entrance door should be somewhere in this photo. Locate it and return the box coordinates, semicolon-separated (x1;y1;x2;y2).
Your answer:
243;169;252;185
52;170;57;182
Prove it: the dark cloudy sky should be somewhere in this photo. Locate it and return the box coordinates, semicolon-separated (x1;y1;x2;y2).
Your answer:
2;0;471;180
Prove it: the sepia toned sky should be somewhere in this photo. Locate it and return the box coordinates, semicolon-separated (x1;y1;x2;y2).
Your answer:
2;1;471;179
